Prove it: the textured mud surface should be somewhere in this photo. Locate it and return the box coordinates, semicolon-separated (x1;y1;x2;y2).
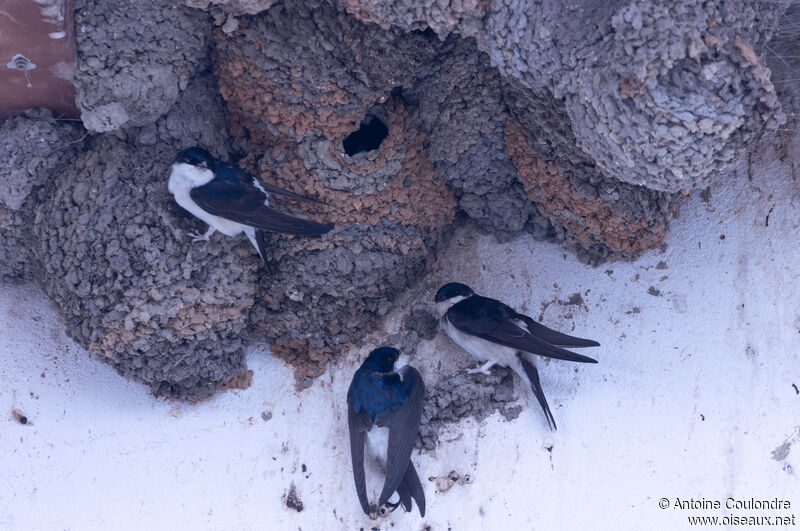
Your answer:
766;4;800;133
72;0;211;132
0;109;84;280
419;367;519;450
1;0;796;411
408;38;539;238
30;74;255;400
213;2;458;382
347;0;789;192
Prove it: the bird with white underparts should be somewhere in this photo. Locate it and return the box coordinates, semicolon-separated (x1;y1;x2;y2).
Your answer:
347;346;426;518
435;282;599;430
168;146;333;261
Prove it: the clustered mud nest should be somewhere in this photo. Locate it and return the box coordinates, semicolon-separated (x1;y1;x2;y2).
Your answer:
1;0;795;424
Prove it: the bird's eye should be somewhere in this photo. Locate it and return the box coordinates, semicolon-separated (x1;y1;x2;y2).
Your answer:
198;161;208;169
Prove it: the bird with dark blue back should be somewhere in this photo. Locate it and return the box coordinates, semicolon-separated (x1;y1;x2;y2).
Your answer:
168;146;334;261
435;282;599;430
347;346;426;518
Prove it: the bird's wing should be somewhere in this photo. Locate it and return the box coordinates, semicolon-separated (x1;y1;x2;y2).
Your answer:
254;178;329;205
190;177;333;236
225;162;329;205
347;400;373;516
513;313;600;348
447;296;598;363
516;353;557;430
480;320;598;363
374;367;425;509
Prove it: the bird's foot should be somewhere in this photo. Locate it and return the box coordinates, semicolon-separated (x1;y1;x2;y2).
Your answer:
380;501;402;516
368;503;381;520
466;361;496;376
186;227;215;243
369;500;401;519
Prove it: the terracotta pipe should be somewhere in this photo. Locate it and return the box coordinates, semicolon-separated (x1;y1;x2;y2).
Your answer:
0;0;78;119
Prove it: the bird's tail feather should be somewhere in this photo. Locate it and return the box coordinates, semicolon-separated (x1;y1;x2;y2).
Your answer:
245;227;266;262
516;353;557;431
394;461;425;517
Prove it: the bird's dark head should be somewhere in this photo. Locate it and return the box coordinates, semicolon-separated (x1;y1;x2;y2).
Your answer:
174;146;215;169
435;282;474;303
364;346;402;372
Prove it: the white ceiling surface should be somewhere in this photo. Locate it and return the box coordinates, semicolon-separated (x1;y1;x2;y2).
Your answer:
1;139;799;530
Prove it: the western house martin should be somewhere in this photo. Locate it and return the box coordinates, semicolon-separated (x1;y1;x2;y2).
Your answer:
435;282;599;430
347;347;426;518
168;146;333;260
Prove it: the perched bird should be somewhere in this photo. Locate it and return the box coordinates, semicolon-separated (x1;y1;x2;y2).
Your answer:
167;146;333;260
347;347;426;518
435;282;599;430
